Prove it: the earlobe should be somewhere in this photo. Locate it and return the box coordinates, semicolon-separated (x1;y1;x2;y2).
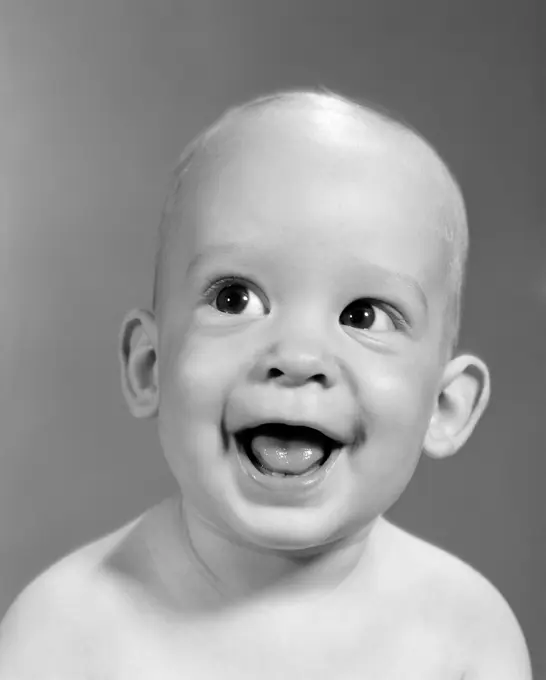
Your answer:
424;354;490;459
119;309;159;419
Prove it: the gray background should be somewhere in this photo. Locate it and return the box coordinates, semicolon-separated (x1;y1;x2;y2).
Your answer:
1;0;543;672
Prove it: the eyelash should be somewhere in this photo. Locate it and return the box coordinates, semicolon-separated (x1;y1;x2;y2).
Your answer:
200;276;409;330
201;275;266;305
364;299;408;331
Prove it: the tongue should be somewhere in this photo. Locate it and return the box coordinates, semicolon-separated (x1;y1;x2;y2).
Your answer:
250;435;327;474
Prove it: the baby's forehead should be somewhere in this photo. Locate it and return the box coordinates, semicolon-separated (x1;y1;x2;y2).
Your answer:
178;101;456;233
180;115;445;264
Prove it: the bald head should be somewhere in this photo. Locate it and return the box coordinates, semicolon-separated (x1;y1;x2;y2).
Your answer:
153;90;468;351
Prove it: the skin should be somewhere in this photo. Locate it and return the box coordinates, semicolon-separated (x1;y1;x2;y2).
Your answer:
148;102;479;588
0;99;531;679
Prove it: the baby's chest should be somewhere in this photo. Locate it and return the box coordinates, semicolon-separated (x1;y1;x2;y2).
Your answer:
108;610;465;680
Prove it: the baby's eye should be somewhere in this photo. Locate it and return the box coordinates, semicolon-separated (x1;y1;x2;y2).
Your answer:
211;282;267;316
339;299;398;332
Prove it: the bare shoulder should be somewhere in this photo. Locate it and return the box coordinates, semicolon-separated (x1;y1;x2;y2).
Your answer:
380;520;532;679
0;514;143;679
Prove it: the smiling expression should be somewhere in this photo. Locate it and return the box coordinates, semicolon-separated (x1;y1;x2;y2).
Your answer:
155;104;454;550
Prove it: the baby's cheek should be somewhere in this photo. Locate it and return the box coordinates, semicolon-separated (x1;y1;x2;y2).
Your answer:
351;364;437;506
365;360;437;435
157;335;234;476
167;332;243;412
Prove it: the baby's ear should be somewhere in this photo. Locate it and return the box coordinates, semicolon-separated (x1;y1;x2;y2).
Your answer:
424;354;490;459
119;309;159;419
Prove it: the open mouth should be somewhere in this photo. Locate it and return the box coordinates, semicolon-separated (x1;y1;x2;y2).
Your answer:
234;423;343;478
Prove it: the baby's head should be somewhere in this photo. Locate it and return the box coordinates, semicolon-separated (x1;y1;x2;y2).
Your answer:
120;90;489;552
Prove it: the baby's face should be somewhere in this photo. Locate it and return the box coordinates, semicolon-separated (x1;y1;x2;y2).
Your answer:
156;110;452;550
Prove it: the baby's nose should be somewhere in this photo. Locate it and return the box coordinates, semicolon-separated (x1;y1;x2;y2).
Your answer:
262;346;338;388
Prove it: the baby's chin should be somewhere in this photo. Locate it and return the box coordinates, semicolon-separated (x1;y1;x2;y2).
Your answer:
199;497;378;555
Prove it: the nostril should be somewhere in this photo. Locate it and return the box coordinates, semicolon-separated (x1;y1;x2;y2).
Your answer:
312;373;328;386
267;366;329;386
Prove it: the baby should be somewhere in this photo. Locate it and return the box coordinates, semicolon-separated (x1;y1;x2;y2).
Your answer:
0;90;532;679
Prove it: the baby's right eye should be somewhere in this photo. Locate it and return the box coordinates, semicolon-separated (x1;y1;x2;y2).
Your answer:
209;281;268;317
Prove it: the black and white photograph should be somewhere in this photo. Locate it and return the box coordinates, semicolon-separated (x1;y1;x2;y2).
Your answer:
0;1;542;677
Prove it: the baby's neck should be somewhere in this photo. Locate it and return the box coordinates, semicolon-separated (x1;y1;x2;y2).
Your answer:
178;499;381;604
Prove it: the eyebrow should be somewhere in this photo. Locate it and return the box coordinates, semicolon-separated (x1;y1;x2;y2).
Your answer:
186;245;428;310
186;244;250;278
369;266;429;311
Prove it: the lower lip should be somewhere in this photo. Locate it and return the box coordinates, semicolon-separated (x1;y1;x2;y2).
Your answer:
234;440;342;494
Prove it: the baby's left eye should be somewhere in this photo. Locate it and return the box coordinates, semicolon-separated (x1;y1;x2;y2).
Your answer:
339;299;397;332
